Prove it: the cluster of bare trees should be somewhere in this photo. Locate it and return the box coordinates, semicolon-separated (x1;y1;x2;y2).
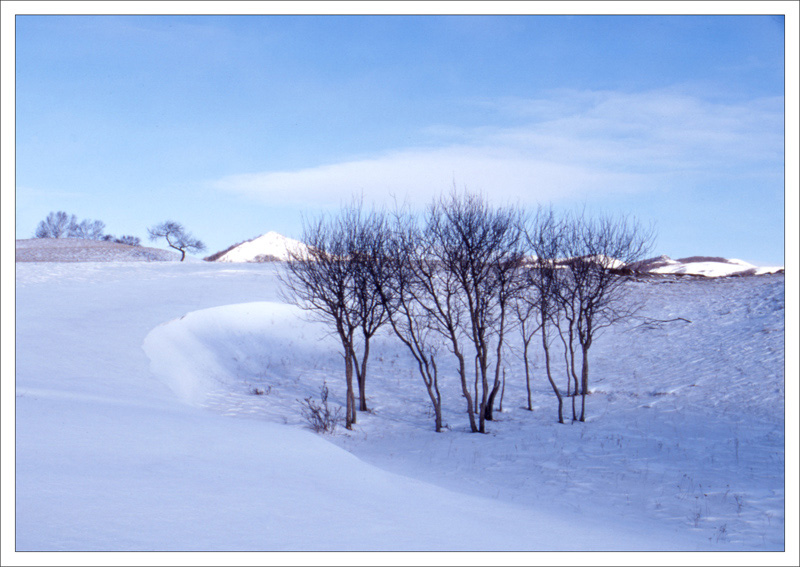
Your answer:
35;211;106;240
281;191;653;433
34;210;142;246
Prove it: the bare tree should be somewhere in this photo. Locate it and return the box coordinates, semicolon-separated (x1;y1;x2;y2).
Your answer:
348;208;392;412
484;232;527;421
557;212;655;421
34;211;77;238
35;212;108;240
524;207;566;424
69;219;106;240
282;215;358;428
374;209;445;432
403;198;478;432
552;255;581;421
444;191;525;430
513;270;542;412
405;190;525;433
147;221;206;261
281;201;390;428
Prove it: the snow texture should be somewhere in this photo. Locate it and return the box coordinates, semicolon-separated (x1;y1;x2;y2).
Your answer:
13;260;787;556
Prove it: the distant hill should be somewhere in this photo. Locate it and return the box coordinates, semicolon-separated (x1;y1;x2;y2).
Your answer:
628;255;783;277
205;231;309;263
15;238;181;262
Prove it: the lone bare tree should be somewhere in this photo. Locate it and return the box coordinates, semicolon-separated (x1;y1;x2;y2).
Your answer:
147;221;206;261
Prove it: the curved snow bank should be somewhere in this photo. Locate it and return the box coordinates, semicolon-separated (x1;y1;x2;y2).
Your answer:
143;301;339;409
140;301;702;551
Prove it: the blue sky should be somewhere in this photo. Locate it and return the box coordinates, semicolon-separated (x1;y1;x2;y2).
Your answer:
10;10;792;265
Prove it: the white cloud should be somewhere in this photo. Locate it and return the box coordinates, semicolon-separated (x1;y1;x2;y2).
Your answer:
213;89;784;209
214;145;647;209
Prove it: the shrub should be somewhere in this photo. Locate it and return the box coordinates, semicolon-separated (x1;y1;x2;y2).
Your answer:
298;382;343;434
116;235;141;246
103;234;142;246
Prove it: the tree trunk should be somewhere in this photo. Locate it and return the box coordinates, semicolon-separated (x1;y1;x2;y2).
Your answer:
455;348;478;432
479;353;489;433
429;357;442;433
499;368;506;413
487;317;508;421
473;356;480;414
486;385;499;420
357;339;370;412
344;347;356;429
542;324;563;424
561;333;571;397
579;345;589;422
524;339;533;411
569;326;578;421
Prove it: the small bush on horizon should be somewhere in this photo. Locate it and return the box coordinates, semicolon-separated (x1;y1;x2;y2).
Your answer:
103;234;141;246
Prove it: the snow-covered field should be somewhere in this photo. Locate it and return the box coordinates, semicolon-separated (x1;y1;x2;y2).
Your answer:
10;261;791;561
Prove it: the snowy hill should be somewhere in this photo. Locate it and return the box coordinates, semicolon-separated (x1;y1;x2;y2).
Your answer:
210;231;309;262
15;238;180;262
630;255;783;278
12;262;787;554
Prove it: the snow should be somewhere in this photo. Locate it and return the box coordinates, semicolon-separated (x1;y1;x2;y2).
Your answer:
214;231;309;262
648;256;784;277
584;254;627;269
9;261;792;561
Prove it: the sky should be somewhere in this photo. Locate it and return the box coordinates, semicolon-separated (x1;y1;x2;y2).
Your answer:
6;5;796;266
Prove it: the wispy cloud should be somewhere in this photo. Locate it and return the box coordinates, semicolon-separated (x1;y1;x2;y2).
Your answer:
213;89;784;209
